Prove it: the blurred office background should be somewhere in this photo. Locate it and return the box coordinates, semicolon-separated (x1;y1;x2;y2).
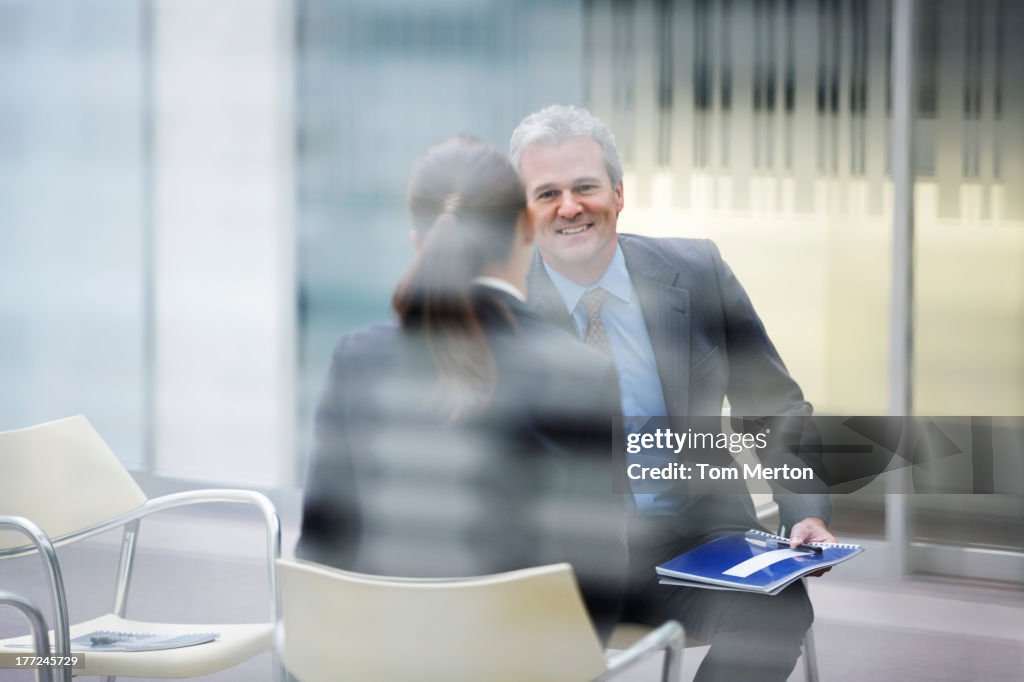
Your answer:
1;0;1022;678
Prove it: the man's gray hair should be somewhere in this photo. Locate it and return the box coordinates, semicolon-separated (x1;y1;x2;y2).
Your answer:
509;105;623;186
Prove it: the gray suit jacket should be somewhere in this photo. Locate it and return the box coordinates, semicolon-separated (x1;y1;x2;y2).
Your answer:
297;287;629;630
527;233;830;536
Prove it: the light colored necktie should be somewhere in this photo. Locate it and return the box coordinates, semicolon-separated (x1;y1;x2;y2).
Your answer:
579;288;612;357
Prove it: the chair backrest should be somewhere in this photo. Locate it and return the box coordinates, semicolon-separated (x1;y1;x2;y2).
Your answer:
277;559;608;682
0;416;147;550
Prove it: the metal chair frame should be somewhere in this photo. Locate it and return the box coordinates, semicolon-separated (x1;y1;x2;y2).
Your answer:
599;620;684;681
1;587;56;682
1;488;282;682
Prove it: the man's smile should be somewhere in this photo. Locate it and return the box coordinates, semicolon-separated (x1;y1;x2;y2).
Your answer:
557;223;593;235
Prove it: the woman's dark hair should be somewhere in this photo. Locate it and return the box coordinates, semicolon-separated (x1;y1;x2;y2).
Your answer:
392;135;526;420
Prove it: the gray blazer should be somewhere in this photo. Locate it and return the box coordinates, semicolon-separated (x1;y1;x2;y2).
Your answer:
527;233;830;536
297;287;629;630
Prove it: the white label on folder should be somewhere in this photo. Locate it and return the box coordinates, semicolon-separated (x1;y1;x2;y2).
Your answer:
722;549;806;578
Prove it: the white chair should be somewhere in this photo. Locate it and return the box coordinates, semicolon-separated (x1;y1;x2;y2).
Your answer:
0;415;283;682
277;558;684;682
1;588;54;682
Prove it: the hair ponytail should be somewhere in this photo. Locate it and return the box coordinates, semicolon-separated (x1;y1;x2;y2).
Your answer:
392;211;493;419
392;137;525;420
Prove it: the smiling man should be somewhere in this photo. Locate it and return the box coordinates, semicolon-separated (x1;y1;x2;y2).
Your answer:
517;135;623;284
511;105;833;682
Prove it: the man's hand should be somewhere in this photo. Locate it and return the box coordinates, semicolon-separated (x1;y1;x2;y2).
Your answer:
789;517;835;577
789;517;835;546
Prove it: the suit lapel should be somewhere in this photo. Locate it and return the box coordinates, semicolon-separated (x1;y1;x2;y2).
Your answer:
527;239;693;416
621;237;692;418
525;251;576;336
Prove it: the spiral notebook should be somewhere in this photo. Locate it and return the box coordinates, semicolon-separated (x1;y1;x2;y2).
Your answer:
656;529;864;595
7;629;219;652
68;630;219;652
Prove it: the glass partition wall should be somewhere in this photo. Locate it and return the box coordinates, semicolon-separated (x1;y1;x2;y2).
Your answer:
573;0;1023;584
295;3;1022;585
3;0;1018;585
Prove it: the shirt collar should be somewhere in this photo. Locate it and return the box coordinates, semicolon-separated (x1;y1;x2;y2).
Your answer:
542;244;633;315
472;276;526;303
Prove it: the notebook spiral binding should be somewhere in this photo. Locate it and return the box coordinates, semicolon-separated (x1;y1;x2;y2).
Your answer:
746;528;861;549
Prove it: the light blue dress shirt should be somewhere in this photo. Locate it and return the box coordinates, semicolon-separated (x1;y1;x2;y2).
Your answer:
543;245;677;514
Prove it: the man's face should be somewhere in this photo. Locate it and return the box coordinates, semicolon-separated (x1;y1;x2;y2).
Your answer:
519;137;623;285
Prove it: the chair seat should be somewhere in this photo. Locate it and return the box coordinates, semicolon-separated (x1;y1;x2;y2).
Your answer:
0;613;272;678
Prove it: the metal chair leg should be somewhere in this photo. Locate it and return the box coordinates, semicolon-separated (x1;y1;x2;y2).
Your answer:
0;517;72;682
0;591;54;682
661;630;684;682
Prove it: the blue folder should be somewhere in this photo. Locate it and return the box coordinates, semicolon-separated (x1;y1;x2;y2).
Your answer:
656;530;863;595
